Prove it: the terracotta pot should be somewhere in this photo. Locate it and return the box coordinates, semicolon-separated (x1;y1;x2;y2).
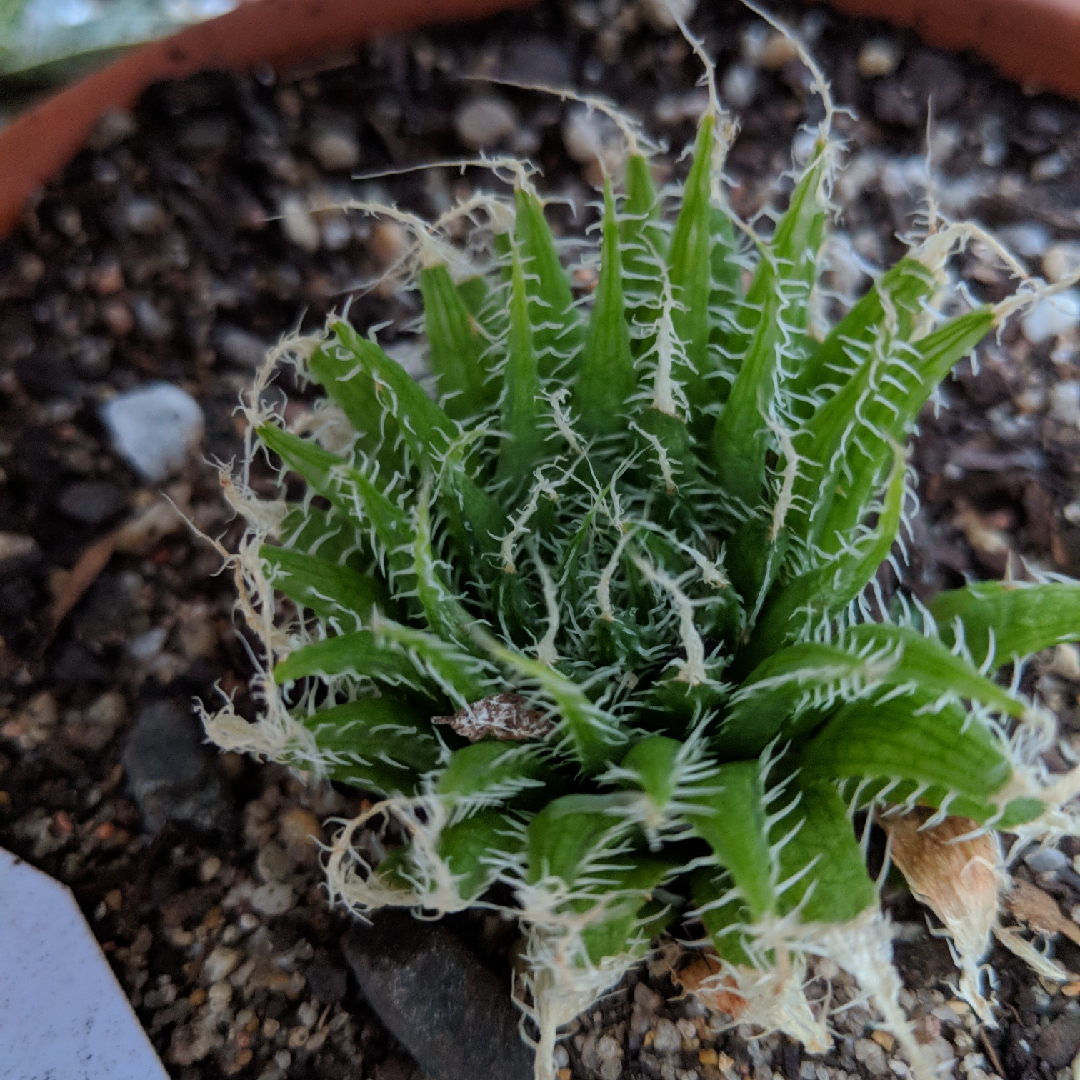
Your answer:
821;0;1080;101
0;0;536;239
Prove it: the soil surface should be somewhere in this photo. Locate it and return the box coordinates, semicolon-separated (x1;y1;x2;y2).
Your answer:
3;2;1080;1080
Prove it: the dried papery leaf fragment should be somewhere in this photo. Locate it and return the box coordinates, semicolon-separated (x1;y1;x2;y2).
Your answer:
672;948;748;1018
433;692;555;742
1006;879;1080;948
884;808;1000;1022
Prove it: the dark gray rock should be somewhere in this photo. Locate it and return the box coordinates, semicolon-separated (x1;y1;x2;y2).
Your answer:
345;911;532;1080
57;481;126;526
122;700;236;834
1035;1010;1080;1067
214;324;269;370
873;51;964;128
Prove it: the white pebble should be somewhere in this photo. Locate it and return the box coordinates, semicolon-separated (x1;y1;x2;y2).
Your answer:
1049;382;1080;427
757;30;800;71
721;62;757;109
1044;241;1080;283
250;882;296;916
1024;846;1069;873
278;193;320;252
857;38;901;78
100;383;204;482
1021;289;1080;344
309;125;360;171
638;0;696;32
1048;644;1080;680
651;1018;681;1054
453;96;518;151
562;106;623;171
203;946;242;984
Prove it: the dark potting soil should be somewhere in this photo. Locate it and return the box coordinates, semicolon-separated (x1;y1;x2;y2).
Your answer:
3;2;1080;1079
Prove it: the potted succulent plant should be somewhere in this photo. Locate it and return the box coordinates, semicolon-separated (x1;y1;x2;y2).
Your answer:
201;19;1080;1080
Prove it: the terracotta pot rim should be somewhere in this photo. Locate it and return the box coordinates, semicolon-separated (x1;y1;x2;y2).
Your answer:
0;0;536;239
821;0;1080;101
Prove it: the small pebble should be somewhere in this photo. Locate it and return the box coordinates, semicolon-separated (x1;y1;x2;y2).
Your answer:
1024;846;1069;873
1021;290;1080;344
101;299;135;336
871;1030;895;1052
368;222;409;269
309;124;361;171
250;882;296;916
998;222;1050;259
257;842;297;884
87;109;137;150
858;39;902;78
0;533;38;565
132;297;173;341
100;383;204;482
855;1037;888;1075
204;946;242;984
757;30;800;71
122;196;167;234
278;194;320;253
88;258;124;296
721;62;757;109
652;1019;682;1054
638;0;696;32
57;480;126;526
214;324;269;370
278;807;322;852
1048;644;1080;680
200;856;223;882
1049;382;1080;427
1032;152;1069;183
453;95;518;151
1044;241;1080;284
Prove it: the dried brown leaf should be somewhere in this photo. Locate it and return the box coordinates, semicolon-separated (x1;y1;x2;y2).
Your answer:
432;692;555;742
1006;879;1080;947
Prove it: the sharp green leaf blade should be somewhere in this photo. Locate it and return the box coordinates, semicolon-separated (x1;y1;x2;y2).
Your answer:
667;114;717;425
292;695;439;794
496;244;546;487
809;310;995;555
712;151;829;512
514;187;584;378
690;868;755;967
683;761;774;920
436;740;552;803
525;793;635;885
789;257;937;407
419;264;492;419
619;735;682;809
580;856;678;964
929;580;1080;669
273;631;427;690
775;779;876;923
798;694;1012;806
329;319;457;466
261;544;388;626
574;179;636;436
437;809;525;900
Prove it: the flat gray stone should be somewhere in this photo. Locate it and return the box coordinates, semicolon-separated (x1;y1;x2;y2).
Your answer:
345;911;532;1080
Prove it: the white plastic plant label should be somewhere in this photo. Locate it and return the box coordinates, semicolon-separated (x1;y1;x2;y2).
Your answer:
0;847;169;1080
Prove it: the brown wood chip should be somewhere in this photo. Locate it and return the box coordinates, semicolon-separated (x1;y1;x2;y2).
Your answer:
432;692;554;742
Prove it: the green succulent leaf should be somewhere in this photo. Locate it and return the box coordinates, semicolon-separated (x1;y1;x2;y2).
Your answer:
929;580;1080;669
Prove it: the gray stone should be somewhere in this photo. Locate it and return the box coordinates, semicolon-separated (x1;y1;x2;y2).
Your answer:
453;96;518;151
1034;1010;1080;1067
57;481;126;526
345;911;532;1080
309;124;361;171
214;324;269;370
1024;846;1069;873
122;701;235;834
122;196;167;234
